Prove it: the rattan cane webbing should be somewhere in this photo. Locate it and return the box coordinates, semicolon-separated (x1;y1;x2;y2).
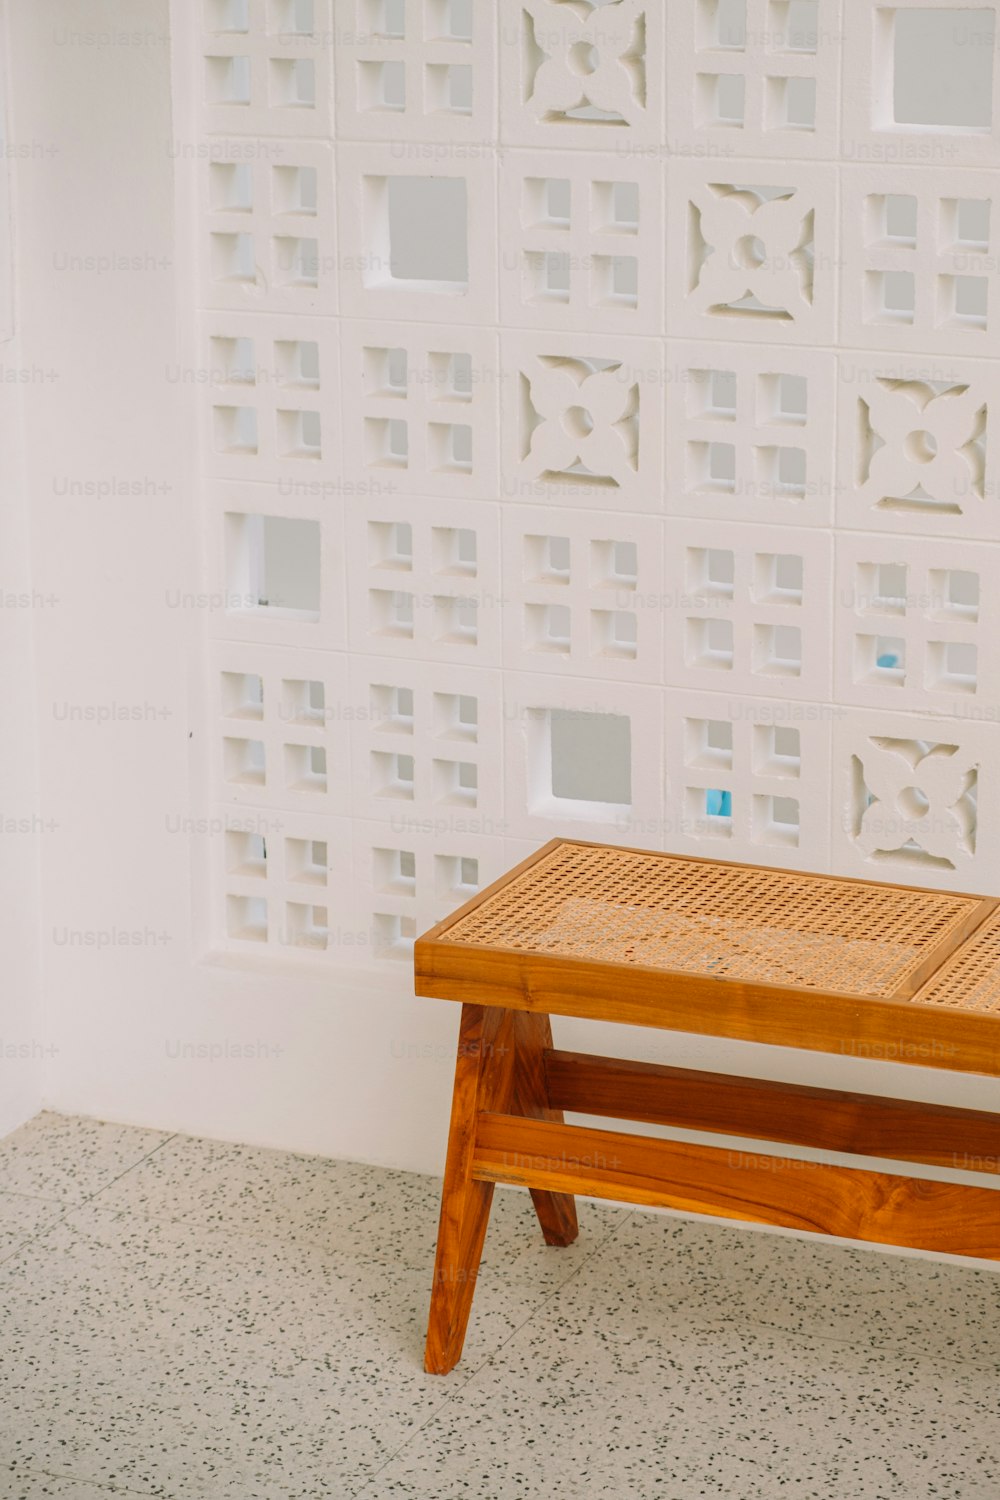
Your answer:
911;908;1000;1014
439;843;982;1000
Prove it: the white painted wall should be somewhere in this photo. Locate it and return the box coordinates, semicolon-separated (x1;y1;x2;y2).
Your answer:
2;2;998;1201
0;3;44;1138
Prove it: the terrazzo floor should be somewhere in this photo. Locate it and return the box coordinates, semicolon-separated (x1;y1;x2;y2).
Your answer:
0;1113;998;1499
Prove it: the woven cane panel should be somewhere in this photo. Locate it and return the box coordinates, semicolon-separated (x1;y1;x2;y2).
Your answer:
438;844;981;999
911;910;1000;1015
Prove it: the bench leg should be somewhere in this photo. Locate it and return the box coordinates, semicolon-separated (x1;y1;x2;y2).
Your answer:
513;1013;579;1248
425;1005;581;1372
425;1003;517;1375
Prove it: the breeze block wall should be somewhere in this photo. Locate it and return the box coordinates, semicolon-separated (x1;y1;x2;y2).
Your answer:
194;0;1000;973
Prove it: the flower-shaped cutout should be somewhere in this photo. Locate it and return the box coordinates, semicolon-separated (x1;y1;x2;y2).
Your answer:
523;0;647;126
853;737;977;868
860;380;987;518
521;356;639;487
689;185;814;322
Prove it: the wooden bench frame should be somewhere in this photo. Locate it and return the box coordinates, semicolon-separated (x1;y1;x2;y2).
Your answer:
414;840;1000;1375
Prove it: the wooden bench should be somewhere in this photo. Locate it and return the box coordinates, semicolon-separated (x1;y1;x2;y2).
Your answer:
414;838;1000;1374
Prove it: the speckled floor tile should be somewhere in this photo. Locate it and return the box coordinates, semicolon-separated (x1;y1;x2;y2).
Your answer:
0;1114;171;1207
2;1475;143;1498
0;1193;621;1494
552;1210;1000;1372
3;1113;999;1499
364;1315;1000;1498
0;1193;66;1265
92;1133;628;1270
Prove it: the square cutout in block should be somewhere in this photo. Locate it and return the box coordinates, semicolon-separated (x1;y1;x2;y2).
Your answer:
861;634;907;683
206;54;252;106
753;724;801;777
768;74;816;130
544;709;632;808
433;758;478;807
711;0;748;50
434;692;478;742
857;561;908;615
752;793;800;848
525;602;572;654
690;369;738;422
941;274;989;329
688;547;735;598
207;0;250;33
929;568;980;620
591;254;639;308
769;0;819;53
211;232;256;283
226;829;267;878
865;269;915;325
426;63;473;115
427;0;474;41
591;609;637;660
281;678;326;725
284;902;328;950
213;404;258;455
221;671;264;720
689;441;737;493
371;683;414;733
697;72;746;128
372;912;417;958
210;163;253;212
275;340;320;388
435;853;479;899
223;736;266;787
371;749;415;799
524;177;571;229
273;236;319;288
285;743;327;793
525;534;571;584
369;520;413;570
269;58;316;109
430;351;473;400
359;59;406;112
591;180;640;233
685;785;733;838
592;539;638;588
227;894;267;942
227;514;321;617
277;408;321;460
272;165;318;216
365;417;409;468
953;197;991;249
892;8;995;130
757;371;808;425
367;0;405;39
365;345;408;397
373;846;416;894
270;0;315;35
428;422;473;472
369;588;415;639
686;617;735;670
685;718;734;770
754;551;803;604
433;526;477;576
286;837;328;885
926;640;978;692
753;622;802;676
367;176;469;290
433;595;478;646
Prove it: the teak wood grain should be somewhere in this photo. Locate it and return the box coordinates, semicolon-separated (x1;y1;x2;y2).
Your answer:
543;1050;1000;1175
472;1114;1000;1261
418;842;1000;1373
